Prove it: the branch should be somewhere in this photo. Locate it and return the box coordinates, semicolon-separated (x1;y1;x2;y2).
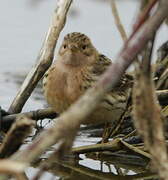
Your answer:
0;160;26;180
131;0;158;41
110;0;127;42
72;138;121;154
8;0;73;114
0;116;35;158
1;108;57;131
120;140;151;159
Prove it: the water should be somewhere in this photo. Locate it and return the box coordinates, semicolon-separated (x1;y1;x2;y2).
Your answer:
0;0;167;109
0;0;167;179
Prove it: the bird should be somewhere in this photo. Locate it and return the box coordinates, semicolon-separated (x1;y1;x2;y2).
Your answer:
43;32;132;125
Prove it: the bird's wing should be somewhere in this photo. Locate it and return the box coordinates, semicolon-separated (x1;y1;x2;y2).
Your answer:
91;54;112;75
92;54;133;91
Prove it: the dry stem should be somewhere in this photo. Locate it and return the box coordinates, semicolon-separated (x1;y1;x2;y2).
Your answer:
8;0;73;114
2;108;56;131
0;116;35;158
72;138;121;154
110;0;127;42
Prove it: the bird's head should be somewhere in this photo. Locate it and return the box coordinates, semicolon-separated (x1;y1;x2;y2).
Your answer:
58;32;99;67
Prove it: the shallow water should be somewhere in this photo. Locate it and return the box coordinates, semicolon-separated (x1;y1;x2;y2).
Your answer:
0;0;167;109
0;0;167;179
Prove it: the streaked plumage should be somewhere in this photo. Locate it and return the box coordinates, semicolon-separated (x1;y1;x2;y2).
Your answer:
43;32;132;124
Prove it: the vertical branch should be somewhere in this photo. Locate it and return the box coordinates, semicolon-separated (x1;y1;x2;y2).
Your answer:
133;53;168;179
133;3;168;178
8;0;73;114
110;0;127;42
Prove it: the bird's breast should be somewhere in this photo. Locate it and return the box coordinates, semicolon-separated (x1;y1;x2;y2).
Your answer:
43;63;86;113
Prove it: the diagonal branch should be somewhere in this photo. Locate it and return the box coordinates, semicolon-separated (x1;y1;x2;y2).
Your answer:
0;116;35;158
8;0;73;114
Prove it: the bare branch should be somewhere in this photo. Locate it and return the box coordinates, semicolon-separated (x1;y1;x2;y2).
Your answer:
120;140;151;159
72;138;121;154
110;0;127;42
0;160;26;180
0;116;35;158
2;108;57;131
8;0;73;114
131;0;158;41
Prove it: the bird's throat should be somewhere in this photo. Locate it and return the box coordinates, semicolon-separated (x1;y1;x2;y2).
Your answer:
60;51;85;67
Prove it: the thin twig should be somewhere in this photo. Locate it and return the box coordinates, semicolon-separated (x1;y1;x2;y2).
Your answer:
110;0;127;42
123;130;137;140
120;140;151;159
72;138;121;154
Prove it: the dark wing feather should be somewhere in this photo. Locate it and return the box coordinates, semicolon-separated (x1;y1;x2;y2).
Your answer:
92;54;112;75
92;54;133;91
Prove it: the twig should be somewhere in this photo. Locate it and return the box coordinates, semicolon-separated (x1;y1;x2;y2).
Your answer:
110;0;127;42
156;68;168;90
7;0;168;167
8;0;73;114
123;130;137;140
38;155;148;180
72;137;151;159
120;140;151;159
44;159;121;180
2;108;57;131
109;89;132;138
0;116;35;158
156;89;168;98
162;105;168;118
72;138;121;154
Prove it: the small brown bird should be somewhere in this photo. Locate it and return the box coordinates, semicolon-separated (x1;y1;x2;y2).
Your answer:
43;32;132;125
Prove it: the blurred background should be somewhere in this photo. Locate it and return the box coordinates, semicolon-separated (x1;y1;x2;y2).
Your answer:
0;0;167;72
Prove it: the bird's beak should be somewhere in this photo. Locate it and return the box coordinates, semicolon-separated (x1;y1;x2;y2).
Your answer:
69;44;77;52
62;48;79;66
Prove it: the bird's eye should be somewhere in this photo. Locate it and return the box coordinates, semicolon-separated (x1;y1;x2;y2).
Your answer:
82;45;87;50
63;45;67;49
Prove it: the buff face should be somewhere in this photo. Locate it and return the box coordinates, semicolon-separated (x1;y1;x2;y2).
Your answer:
58;32;99;67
